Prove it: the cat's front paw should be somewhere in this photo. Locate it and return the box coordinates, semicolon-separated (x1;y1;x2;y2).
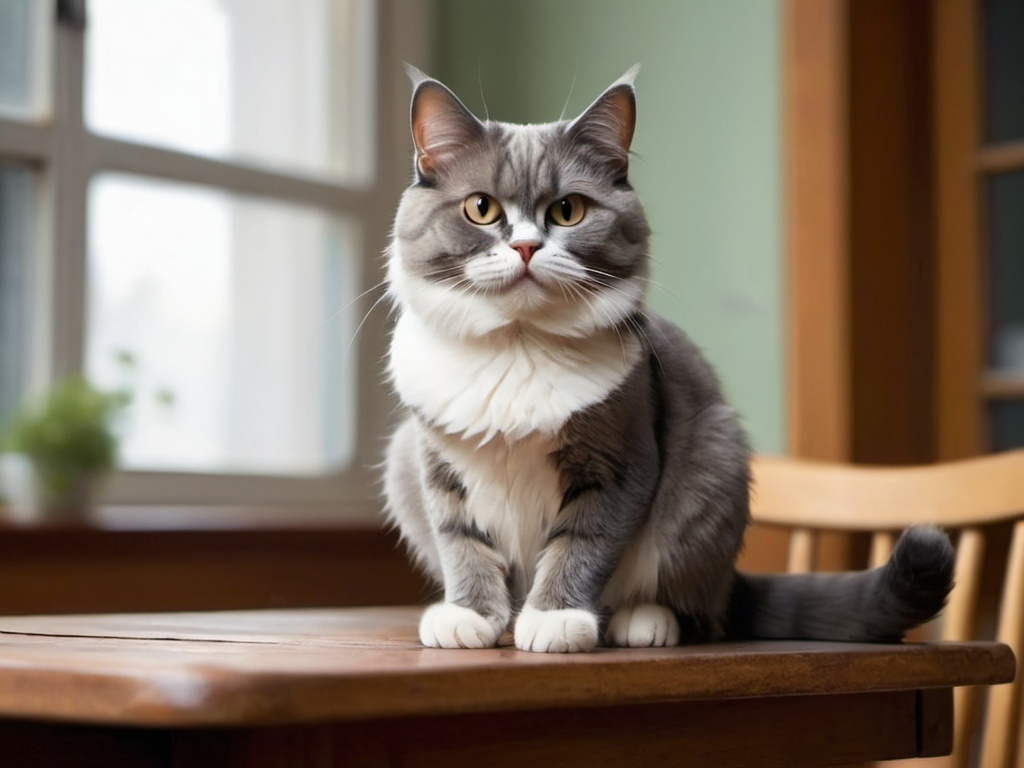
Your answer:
606;604;680;647
514;606;599;653
418;603;502;649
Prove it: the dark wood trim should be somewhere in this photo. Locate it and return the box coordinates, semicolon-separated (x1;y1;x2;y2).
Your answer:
977;139;1024;173
783;0;852;461
847;0;936;465
0;525;430;614
785;0;944;465
0;691;952;768
981;373;1024;400
933;0;984;458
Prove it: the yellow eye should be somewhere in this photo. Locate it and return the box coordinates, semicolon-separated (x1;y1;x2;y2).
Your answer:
463;193;502;225
548;194;586;227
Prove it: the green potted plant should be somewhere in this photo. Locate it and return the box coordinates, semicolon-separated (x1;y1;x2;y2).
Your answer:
1;376;129;522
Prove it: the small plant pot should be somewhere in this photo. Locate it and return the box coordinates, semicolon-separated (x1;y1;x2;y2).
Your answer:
38;471;103;524
0;453;101;525
0;453;39;523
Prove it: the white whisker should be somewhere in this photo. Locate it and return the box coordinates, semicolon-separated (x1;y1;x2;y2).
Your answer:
558;58;580;123
344;286;397;361
326;278;388;325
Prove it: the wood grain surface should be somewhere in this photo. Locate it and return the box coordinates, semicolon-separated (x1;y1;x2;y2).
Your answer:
0;607;1013;728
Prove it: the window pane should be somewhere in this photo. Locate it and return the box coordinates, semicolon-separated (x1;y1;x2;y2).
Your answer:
86;174;359;476
984;0;1024;143
85;0;376;182
990;401;1024;451
0;163;35;431
0;0;50;119
987;171;1024;373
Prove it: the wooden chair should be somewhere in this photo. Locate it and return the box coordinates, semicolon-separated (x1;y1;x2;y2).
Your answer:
750;451;1024;768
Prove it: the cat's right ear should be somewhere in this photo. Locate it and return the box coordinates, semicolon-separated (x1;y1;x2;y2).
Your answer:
566;66;639;179
406;65;484;183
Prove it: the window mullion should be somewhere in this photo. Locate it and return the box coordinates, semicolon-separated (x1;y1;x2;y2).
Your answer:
0;119;53;162
48;17;89;383
88;135;376;219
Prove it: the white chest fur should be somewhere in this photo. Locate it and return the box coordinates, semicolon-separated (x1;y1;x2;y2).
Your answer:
389;311;642;442
426;428;562;592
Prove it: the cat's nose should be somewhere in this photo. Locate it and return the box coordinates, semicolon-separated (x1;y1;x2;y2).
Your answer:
510;240;541;265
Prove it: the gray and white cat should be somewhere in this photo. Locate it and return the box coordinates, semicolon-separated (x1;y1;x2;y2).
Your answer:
383;67;953;653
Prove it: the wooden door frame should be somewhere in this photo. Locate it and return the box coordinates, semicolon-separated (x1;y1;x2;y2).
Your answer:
783;0;940;465
932;0;983;459
783;0;851;461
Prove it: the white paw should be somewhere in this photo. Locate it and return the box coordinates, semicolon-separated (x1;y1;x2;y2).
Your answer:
514;606;599;653
606;604;680;647
418;603;502;649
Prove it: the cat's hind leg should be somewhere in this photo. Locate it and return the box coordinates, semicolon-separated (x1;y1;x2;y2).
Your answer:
606;604;680;647
384;418;442;578
601;531;679;647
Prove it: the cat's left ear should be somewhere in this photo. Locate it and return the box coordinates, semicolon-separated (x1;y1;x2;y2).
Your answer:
406;65;485;183
566;65;638;178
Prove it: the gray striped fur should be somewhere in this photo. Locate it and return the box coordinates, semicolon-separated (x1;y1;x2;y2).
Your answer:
384;68;953;651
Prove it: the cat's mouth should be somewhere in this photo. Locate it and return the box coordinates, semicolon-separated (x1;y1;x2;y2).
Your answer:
502;269;560;299
512;269;540;287
461;252;577;301
478;266;544;295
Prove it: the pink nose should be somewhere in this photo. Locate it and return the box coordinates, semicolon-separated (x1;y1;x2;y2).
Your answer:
511;240;541;264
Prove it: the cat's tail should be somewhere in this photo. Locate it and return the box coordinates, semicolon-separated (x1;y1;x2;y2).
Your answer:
726;525;955;642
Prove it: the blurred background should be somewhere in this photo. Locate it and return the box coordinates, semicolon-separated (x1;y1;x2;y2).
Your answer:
0;0;1020;612
0;0;784;520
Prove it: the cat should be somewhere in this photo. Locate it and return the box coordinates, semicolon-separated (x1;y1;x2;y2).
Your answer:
383;66;954;653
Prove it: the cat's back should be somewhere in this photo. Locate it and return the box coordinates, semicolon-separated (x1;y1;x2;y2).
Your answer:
638;311;750;488
641;312;729;412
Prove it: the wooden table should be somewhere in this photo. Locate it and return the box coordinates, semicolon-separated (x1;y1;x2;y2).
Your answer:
0;607;1014;768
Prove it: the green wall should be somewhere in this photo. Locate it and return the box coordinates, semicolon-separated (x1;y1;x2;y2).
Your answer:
432;0;783;452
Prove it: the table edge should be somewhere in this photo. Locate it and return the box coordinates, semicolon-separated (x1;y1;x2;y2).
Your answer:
0;639;1012;727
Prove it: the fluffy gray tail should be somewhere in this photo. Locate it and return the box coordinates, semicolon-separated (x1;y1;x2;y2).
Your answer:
726;526;955;642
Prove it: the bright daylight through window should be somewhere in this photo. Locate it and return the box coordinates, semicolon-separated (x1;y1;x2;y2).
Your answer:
82;0;373;476
0;0;398;512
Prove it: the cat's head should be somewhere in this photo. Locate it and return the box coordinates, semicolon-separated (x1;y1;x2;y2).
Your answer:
388;67;650;340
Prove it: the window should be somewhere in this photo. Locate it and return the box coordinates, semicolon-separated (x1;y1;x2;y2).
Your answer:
934;0;1024;456
0;0;48;432
0;0;51;119
84;0;374;183
86;174;359;476
0;163;38;428
0;0;430;518
979;0;1024;451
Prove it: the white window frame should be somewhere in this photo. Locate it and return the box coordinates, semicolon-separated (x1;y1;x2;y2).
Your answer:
0;0;433;523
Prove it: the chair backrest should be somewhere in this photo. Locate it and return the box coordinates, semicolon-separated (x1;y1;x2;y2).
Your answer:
750;451;1024;768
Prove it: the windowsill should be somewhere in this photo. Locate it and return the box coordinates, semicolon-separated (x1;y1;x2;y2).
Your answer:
981;371;1024;399
0;502;384;532
0;509;427;615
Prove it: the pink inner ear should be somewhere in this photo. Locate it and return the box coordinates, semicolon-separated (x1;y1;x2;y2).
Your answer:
411;88;449;174
605;89;636;154
568;83;636;172
411;84;482;178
